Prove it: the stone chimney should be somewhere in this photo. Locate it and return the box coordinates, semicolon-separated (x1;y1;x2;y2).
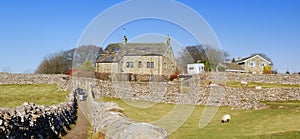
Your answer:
165;35;170;45
123;35;127;45
238;57;242;61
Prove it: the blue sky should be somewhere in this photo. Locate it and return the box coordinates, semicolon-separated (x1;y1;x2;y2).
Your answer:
0;0;299;73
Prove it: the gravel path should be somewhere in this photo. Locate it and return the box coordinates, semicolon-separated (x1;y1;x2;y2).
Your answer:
63;107;90;139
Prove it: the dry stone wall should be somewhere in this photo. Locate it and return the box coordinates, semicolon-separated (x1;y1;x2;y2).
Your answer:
85;91;168;139
0;74;169;138
0;73;70;91
91;73;300;110
2;73;296;110
225;72;300;84
224;87;300;109
0;73;75;138
0;92;77;139
71;77;169;138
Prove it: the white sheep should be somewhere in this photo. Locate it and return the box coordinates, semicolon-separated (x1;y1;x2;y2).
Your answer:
241;81;248;86
221;114;231;123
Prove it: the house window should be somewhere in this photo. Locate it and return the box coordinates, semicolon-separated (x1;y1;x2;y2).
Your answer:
147;62;154;68
141;48;146;52
138;61;142;68
249;62;255;67
129;62;134;68
126;62;134;68
189;67;194;70
260;62;265;67
164;63;167;70
105;57;113;61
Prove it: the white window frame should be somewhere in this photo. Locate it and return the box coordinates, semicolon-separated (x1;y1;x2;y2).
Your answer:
260;62;265;67
248;61;256;67
147;62;154;68
138;61;142;68
126;62;134;68
129;62;134;68
147;62;151;68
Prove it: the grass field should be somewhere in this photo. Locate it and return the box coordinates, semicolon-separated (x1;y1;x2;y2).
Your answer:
0;84;70;107
2;83;300;138
100;97;300;139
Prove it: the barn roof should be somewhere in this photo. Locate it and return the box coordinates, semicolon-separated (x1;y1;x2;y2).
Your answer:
225;63;245;72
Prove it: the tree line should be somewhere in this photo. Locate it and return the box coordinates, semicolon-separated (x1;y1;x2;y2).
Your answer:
35;45;102;74
36;43;276;74
176;44;230;72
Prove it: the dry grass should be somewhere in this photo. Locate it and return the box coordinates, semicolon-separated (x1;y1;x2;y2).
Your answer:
226;81;300;88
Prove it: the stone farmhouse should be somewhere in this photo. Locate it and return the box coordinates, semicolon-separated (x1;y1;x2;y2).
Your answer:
96;36;177;79
225;54;272;74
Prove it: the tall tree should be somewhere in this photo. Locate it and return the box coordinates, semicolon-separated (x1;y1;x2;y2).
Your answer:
72;45;102;67
231;58;236;63
185;45;207;63
177;44;230;72
63;48;75;70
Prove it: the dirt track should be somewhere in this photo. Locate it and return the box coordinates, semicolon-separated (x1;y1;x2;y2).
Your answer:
63;107;90;139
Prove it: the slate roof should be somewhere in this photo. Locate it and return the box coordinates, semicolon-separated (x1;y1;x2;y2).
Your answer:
225;63;245;72
96;42;169;63
236;56;253;63
236;54;272;64
119;43;169;56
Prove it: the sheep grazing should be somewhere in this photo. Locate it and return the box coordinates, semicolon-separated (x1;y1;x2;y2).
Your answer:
221;114;231;123
241;81;248;86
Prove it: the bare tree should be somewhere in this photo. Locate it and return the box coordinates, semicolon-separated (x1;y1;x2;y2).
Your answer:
35;45;102;74
184;45;207;63
63;48;75;70
72;45;102;68
1;67;12;73
177;44;230;71
176;51;195;73
35;52;66;74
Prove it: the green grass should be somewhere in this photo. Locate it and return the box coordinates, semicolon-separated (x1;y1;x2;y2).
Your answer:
226;81;300;88
0;84;70;107
99;97;175;122
262;100;300;110
100;97;300;139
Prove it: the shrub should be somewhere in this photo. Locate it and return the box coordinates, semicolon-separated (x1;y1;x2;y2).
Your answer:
169;71;179;81
263;65;272;74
